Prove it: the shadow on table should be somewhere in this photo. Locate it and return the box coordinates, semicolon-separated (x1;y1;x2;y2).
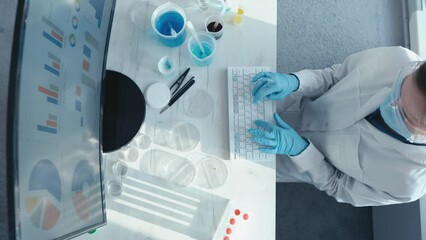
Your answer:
109;169;229;239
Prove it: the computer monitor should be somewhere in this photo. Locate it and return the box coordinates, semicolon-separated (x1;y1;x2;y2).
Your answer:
8;0;116;239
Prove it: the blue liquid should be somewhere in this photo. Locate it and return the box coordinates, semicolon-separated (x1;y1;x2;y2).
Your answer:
155;11;186;47
191;43;214;66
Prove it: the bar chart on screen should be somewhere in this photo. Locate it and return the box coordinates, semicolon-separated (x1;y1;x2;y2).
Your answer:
38;84;60;105
37;114;58;134
44;52;61;77
42;17;64;48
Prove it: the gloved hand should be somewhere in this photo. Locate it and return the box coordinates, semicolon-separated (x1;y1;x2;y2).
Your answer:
248;113;309;156
251;72;299;103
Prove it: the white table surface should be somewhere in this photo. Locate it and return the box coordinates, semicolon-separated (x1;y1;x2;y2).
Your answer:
76;0;277;239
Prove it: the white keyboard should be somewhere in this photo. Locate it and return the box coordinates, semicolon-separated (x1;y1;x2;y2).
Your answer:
227;67;276;161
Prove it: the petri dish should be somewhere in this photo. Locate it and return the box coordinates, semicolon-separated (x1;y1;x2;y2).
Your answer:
145;82;171;109
170;122;200;152
184;89;214;118
140;150;171;177
140;149;196;187
163;158;196;187
107;179;123;197
196;157;228;189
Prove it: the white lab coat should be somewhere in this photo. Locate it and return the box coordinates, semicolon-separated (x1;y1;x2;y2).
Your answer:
277;46;426;206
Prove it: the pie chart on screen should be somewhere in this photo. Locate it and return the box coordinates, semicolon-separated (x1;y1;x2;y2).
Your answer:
72;160;95;220
26;159;62;230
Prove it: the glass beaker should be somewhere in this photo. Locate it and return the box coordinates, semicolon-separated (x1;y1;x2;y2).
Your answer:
187;32;216;66
151;2;187;47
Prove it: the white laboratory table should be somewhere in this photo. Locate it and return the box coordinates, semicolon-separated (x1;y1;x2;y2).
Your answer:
77;0;277;239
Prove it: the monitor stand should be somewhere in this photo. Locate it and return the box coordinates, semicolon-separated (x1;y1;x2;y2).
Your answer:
102;70;146;152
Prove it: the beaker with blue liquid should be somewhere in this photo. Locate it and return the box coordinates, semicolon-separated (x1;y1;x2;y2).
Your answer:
187;32;216;66
151;2;187;47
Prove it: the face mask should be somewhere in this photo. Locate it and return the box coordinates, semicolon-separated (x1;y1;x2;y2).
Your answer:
380;93;413;140
379;61;426;144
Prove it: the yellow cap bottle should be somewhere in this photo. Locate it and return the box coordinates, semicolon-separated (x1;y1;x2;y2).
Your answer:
233;5;244;25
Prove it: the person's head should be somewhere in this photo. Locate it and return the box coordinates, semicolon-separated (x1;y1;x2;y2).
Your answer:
400;62;426;135
380;61;426;143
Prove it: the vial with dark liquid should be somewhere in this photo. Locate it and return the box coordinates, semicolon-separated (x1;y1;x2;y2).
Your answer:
205;15;224;40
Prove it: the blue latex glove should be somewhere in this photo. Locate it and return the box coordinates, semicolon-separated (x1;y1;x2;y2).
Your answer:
248;113;309;156
251;72;299;103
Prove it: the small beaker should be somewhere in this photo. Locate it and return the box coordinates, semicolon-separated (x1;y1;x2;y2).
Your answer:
131;133;152;150
107;179;123;197
205;15;224;40
187;32;216;66
118;146;139;162
112;161;128;177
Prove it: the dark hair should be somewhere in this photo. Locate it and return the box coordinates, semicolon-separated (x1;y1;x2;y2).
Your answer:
416;62;426;96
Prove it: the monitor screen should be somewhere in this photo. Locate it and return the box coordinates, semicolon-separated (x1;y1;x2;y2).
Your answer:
10;0;115;239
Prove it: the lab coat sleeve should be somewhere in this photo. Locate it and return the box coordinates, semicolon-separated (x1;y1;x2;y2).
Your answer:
291;46;422;99
276;64;344;113
290;140;417;206
292;63;343;99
